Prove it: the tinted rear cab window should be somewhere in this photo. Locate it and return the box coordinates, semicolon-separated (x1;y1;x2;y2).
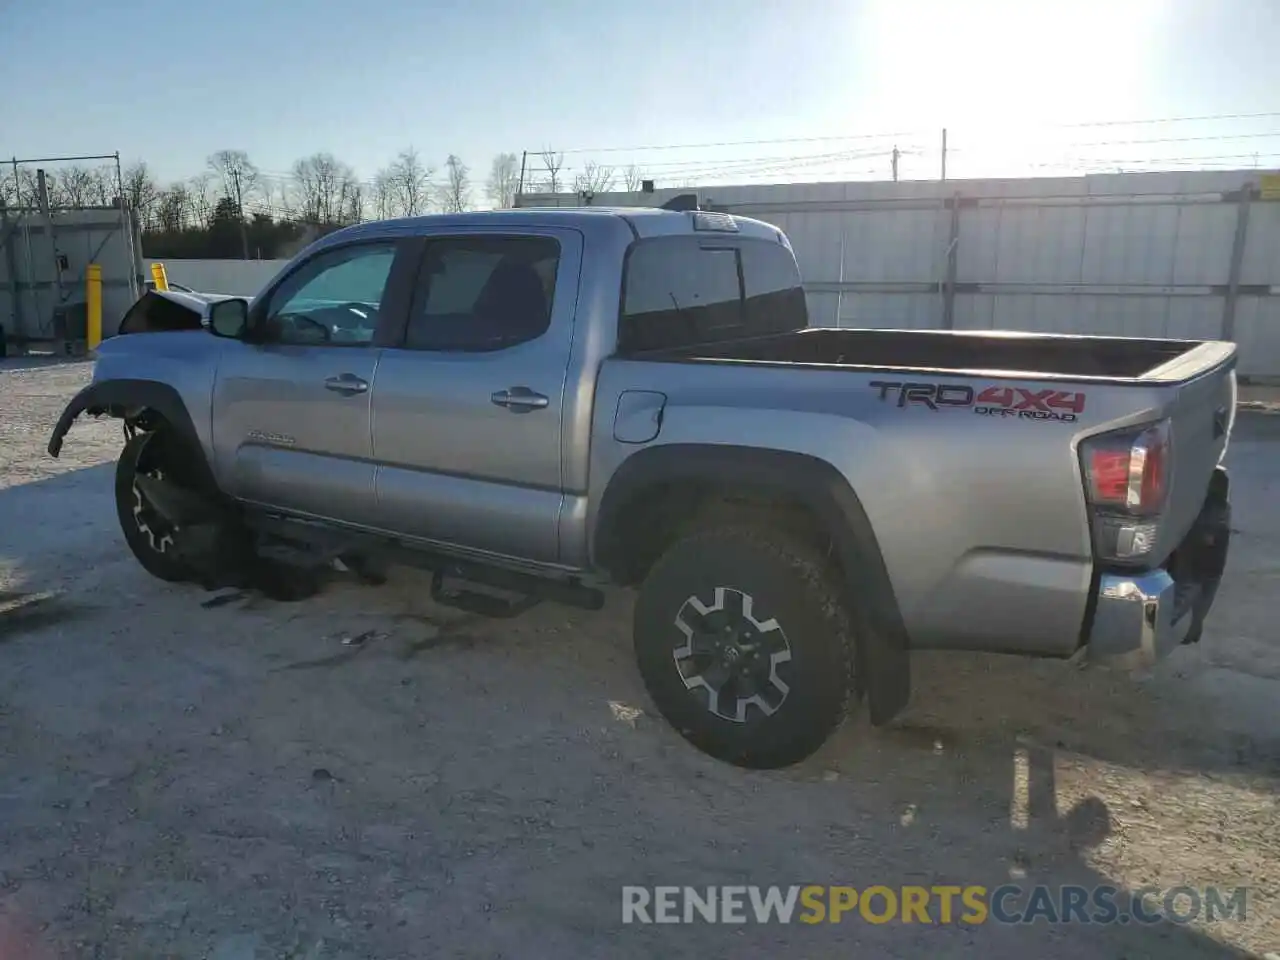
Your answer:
619;235;807;353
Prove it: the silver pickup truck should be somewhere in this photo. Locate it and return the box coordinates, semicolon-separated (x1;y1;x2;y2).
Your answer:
48;203;1236;769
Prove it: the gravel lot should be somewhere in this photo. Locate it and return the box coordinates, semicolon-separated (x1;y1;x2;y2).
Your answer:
1;358;1277;959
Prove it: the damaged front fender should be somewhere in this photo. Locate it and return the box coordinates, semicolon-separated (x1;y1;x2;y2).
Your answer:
46;378;218;492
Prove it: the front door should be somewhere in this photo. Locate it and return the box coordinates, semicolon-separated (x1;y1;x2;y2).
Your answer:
369;229;581;564
211;238;414;526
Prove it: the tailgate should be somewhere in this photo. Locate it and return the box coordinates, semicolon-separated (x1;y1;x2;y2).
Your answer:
1150;345;1237;561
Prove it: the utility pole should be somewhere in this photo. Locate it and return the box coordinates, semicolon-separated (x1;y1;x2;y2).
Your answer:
232;168;249;259
517;151;528;203
941;128;948;182
892;146;900;182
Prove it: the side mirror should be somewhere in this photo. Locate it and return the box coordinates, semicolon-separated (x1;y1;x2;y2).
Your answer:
208;298;250;339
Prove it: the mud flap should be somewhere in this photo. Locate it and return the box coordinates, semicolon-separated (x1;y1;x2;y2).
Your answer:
852;592;911;726
1177;468;1232;646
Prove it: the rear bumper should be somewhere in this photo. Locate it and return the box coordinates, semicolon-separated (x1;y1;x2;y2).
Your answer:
1085;468;1231;670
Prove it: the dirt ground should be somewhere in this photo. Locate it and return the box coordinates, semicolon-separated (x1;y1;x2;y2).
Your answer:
1;357;1277;960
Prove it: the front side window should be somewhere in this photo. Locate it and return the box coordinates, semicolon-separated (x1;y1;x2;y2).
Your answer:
263;242;397;345
404;236;561;352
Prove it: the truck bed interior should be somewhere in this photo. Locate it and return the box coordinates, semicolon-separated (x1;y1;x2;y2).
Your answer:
648;328;1202;380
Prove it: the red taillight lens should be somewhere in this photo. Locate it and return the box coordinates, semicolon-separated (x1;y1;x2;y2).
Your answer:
1137;433;1166;506
1088;450;1131;505
1082;421;1170;514
1080;420;1172;563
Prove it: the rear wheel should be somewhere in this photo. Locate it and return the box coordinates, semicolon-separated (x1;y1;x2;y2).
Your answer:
114;432;198;583
633;522;858;769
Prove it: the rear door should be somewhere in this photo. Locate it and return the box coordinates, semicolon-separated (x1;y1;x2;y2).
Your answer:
211;237;421;525
368;228;582;564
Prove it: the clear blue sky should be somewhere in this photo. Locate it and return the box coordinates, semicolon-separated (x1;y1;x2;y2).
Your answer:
3;0;1279;192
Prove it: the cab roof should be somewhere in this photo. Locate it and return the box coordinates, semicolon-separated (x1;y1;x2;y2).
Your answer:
325;206;785;247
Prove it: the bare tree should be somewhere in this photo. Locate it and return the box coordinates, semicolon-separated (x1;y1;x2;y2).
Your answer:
371;170;395;220
622;164;647;192
123;164;159;218
345;183;366;224
11;169;32;207
152;185;191;232
538;150;565;193
13;168;48;208
257;177;277;218
207;150;259;208
87;165;117;206
442;154;471;213
485;152;520;209
290;152;359;224
0;173;15;209
572;160;615;196
384;147;433;216
188;173;215;225
56;165;97;208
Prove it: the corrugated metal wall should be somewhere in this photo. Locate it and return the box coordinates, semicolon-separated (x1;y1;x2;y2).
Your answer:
522;169;1280;379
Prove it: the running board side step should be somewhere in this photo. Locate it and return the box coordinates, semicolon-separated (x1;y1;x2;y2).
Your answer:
431;571;541;619
244;514;607;615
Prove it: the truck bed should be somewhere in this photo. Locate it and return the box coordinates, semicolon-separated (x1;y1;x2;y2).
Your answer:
644;327;1229;383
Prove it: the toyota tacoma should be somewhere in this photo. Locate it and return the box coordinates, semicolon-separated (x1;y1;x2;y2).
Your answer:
48;202;1236;768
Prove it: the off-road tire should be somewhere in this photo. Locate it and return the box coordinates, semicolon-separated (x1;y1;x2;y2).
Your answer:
114;432;198;583
633;522;858;769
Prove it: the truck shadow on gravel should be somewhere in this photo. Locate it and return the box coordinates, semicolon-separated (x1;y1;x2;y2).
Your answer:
877;648;1280;782
784;732;1264;958
0;590;96;642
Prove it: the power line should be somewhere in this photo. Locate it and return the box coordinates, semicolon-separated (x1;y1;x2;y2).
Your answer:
554;130;921;155
948;130;1280;153
546;112;1280;157
1044;110;1280;130
558;146;902;174
1028;151;1280;168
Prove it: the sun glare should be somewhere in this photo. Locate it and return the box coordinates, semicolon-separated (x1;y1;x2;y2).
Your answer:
858;0;1166;178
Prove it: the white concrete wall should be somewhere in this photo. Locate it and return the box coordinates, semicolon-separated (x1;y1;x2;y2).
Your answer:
145;258;288;298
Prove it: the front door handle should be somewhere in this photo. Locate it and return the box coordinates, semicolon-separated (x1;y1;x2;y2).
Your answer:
491;386;549;412
324;373;369;395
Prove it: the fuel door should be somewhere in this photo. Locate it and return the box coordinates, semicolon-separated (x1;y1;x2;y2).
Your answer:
613;390;667;444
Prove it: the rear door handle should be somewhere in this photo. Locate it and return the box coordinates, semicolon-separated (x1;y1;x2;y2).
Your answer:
324;374;369;395
491;386;549;412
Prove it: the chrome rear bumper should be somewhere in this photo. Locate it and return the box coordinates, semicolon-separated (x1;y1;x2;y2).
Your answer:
1088;570;1193;669
1086;468;1231;670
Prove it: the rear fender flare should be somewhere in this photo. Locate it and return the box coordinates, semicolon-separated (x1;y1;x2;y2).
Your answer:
47;378;217;492
594;444;911;724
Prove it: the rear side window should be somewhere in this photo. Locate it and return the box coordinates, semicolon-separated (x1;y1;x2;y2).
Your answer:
404;235;560;352
619;236;806;353
741;239;809;332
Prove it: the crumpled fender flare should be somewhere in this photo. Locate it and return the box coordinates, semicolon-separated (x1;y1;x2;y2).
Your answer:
47;378;217;492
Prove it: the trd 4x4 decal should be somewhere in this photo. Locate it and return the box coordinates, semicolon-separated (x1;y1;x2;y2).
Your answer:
869;381;1085;423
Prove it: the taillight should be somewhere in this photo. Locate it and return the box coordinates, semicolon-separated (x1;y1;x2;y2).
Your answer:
1080;420;1171;563
1087;450;1131;505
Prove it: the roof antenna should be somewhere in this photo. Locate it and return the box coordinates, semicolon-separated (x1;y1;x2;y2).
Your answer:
659;193;700;212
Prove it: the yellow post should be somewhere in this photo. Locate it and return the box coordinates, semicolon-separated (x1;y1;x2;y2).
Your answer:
150;261;169;291
86;263;103;351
